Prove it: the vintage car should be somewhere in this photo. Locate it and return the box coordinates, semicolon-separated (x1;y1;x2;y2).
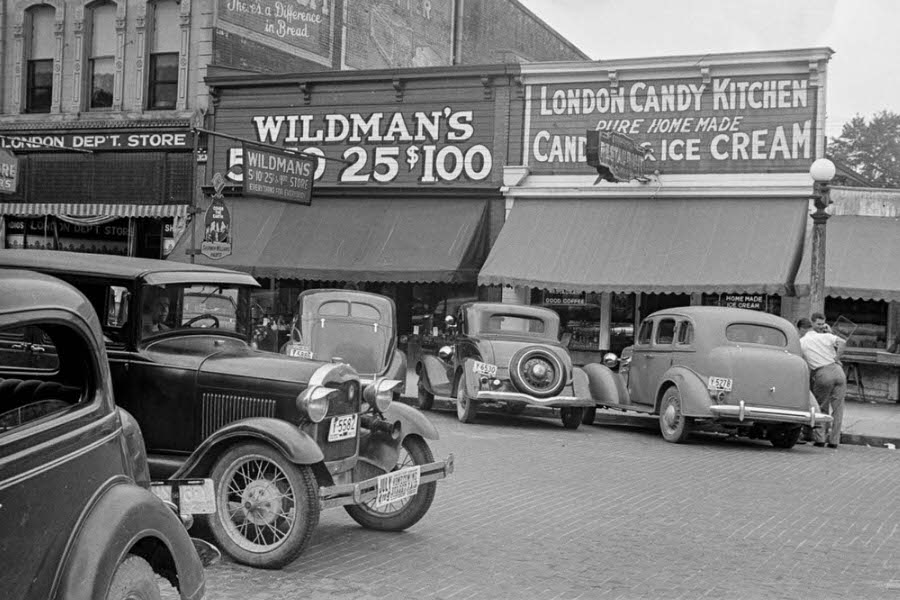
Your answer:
416;302;594;429
0;250;453;570
582;306;832;448
281;289;407;394
0;269;205;600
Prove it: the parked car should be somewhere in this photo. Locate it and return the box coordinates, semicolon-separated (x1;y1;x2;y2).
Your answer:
0;269;205;600
0;250;453;570
582;306;832;448
416;302;594;429
282;289;407;395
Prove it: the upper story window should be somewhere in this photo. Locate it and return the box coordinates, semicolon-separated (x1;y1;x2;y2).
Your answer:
148;0;179;110
88;1;116;109
26;5;55;113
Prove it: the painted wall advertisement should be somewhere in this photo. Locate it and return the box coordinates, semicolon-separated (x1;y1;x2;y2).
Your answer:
221;104;494;186
345;0;452;69
524;74;817;175
218;0;333;62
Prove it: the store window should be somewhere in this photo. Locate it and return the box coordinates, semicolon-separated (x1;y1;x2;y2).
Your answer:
88;1;116;109
825;298;888;349
25;5;55;113
148;0;179;110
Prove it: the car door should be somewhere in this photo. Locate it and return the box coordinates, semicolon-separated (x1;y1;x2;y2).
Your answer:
627;318;662;406
0;319;127;600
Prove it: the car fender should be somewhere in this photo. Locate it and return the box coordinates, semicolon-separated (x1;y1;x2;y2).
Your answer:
460;359;481;398
418;354;451;395
657;366;712;417
171;417;324;479
385;348;407;382
572;366;590;399
383;401;440;441
53;478;204;600
582;362;630;406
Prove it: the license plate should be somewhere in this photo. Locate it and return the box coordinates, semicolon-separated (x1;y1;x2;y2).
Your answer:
472;360;497;377
328;413;358;441
374;466;421;507
287;344;314;359
151;478;216;515
708;376;733;392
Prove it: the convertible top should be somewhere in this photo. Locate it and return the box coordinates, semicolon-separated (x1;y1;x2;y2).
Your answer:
0;250;259;287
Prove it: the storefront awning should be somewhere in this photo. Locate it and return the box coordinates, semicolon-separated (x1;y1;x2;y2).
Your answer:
795;215;900;302
0;202;188;218
478;197;808;295
169;196;489;283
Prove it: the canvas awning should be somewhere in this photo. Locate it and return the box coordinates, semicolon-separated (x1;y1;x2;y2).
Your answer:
169;196;489;283
795;215;900;302
478;197;809;295
0;202;188;218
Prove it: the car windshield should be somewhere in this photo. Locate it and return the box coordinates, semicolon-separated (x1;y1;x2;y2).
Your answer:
142;283;250;338
725;323;787;346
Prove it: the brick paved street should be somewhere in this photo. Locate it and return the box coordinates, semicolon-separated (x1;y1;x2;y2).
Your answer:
169;407;900;600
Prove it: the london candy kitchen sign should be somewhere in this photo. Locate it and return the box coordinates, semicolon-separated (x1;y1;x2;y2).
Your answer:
223;106;494;186
523;74;818;175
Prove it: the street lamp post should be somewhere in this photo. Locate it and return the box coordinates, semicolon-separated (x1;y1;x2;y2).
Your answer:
808;158;836;316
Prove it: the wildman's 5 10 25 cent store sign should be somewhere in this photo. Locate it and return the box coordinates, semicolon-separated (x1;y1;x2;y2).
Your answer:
219;105;494;186
524;73;817;175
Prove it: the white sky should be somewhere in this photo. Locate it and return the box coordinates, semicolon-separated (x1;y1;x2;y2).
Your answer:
517;0;900;141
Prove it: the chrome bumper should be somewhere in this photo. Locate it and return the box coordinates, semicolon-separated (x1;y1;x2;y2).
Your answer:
708;401;833;428
474;390;594;408
318;455;454;510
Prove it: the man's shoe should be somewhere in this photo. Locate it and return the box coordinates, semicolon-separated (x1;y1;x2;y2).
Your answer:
827;443;838;449
813;442;826;447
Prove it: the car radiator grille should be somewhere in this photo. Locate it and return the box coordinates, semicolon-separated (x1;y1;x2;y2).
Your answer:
201;392;277;439
306;380;361;463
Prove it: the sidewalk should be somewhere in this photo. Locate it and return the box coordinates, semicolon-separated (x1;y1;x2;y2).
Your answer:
400;371;900;449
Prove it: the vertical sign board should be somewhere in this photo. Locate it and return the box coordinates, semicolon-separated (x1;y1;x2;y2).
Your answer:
0;149;19;194
201;196;232;260
241;145;316;205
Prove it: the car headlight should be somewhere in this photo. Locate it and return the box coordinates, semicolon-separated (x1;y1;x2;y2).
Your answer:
602;352;618;368
297;385;333;423
363;379;402;412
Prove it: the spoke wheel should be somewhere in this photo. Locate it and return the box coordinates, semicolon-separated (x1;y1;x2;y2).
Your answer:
345;435;437;531
456;382;477;423
106;556;160;600
207;442;320;569
658;387;691;443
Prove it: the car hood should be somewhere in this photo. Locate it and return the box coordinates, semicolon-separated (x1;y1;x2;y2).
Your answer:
198;348;328;385
477;338;573;374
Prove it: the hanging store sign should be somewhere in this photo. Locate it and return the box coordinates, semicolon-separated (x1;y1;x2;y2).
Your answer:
523;73;816;175
0;149;18;194
241;145;316;204
0;130;191;151
722;293;766;311
542;292;586;306
201;196;233;260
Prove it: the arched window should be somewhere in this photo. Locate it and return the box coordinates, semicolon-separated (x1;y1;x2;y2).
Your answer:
25;5;55;113
147;0;179;110
88;1;116;109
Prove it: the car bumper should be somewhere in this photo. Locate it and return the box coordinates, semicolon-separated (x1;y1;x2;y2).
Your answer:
318;454;454;510
474;390;594;408
708;401;833;428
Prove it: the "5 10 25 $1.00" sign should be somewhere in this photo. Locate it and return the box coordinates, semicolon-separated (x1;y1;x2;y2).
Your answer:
242;144;317;205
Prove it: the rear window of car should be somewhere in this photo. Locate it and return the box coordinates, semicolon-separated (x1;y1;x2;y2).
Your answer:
350;303;380;321
725;323;787;346
482;314;546;334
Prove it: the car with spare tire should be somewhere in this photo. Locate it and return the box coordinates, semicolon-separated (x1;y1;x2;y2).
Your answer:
415;302;594;429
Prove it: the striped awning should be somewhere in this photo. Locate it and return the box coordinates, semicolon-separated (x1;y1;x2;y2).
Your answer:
0;202;188;218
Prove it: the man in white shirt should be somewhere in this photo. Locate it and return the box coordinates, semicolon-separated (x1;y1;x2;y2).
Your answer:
797;315;846;448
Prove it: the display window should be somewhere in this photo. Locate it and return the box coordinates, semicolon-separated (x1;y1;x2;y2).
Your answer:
825;298;889;349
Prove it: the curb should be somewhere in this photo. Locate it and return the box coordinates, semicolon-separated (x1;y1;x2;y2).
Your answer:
399;396;899;449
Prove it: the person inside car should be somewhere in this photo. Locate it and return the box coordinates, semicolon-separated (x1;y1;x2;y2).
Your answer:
142;290;170;336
